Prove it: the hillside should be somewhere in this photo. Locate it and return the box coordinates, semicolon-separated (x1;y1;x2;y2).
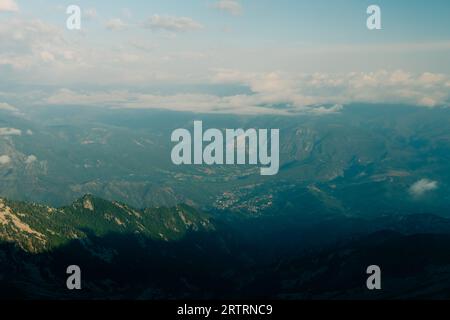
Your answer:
2;195;450;299
0;195;213;253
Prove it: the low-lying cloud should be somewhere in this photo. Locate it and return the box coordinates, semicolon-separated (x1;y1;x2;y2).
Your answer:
0;155;11;165
0;127;21;136
43;70;450;115
0;102;19;112
25;155;37;164
409;179;439;196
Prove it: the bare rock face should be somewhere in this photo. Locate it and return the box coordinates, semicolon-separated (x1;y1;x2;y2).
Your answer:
0;199;47;252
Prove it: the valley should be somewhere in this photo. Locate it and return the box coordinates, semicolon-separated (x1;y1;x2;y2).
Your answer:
1;104;449;217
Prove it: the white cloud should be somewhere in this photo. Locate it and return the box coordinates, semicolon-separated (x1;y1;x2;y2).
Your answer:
1;17;449;114
1;15;450;102
409;179;439;196
212;69;450;109
43;69;450;115
0;155;11;165
0;17;206;86
0;18;74;70
0;0;18;12
105;18;127;31
212;0;243;15
309;104;344;115
25;155;37;164
0;102;18;112
143;15;203;32
0;127;21;136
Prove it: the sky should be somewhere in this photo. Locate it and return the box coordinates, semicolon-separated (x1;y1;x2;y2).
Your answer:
1;0;450;114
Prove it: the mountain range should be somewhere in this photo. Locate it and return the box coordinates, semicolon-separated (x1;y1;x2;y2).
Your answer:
1;104;450;299
1;194;450;299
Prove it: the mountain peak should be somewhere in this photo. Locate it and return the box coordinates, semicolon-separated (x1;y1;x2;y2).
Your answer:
72;194;105;211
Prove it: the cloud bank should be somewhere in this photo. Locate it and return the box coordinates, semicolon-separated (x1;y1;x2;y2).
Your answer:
1;16;450;115
43;70;450;114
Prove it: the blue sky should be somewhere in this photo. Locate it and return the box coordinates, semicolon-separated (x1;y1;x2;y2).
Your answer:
1;0;450;114
19;0;450;44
